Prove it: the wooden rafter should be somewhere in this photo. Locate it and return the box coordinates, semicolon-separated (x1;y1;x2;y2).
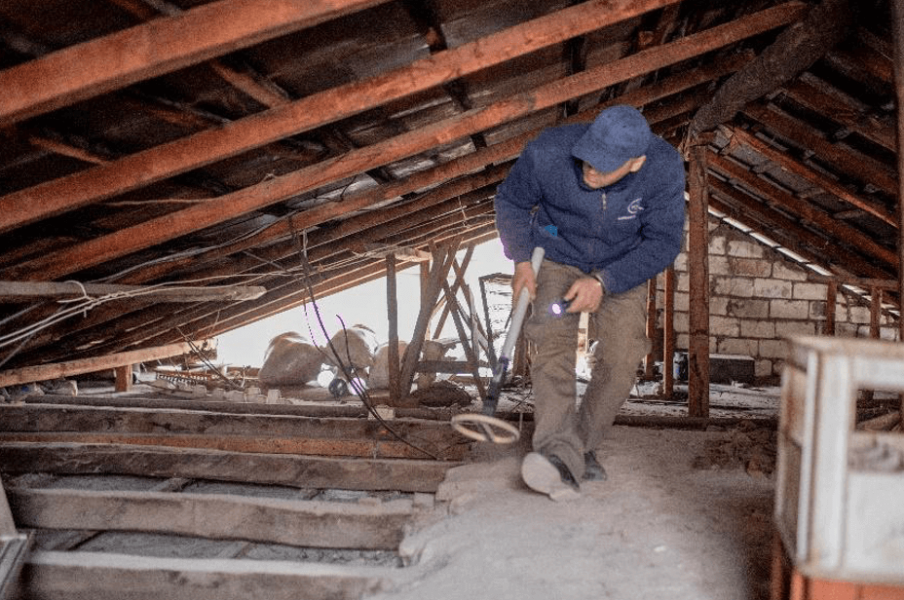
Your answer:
3;2;807;282
0;0;686;234
0;0;391;126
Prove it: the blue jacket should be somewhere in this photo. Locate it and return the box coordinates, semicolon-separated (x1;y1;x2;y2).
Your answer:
494;123;686;294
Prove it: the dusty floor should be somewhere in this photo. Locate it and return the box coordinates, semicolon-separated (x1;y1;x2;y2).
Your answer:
370;385;780;600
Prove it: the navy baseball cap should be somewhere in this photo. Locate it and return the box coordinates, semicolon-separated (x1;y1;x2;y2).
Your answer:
572;105;652;172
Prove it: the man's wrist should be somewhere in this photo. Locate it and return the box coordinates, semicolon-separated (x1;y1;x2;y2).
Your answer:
591;271;606;291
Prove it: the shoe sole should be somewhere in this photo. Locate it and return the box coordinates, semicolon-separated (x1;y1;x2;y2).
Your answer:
521;452;580;501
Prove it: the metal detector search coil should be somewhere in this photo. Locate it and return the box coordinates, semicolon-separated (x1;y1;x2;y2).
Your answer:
451;246;545;444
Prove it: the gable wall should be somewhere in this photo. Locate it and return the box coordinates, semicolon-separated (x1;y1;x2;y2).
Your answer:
658;220;901;382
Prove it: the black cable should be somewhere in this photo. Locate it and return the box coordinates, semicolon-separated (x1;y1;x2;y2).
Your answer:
290;228;441;460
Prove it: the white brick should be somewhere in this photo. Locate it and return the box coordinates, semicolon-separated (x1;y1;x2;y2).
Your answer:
673;252;688;271
778;321;817;337
717;338;758;356
677;333;689;348
772;261;808;281
713;276;754;297
753;278;792;299
809;301;828;320
709;255;731;276
710;296;728;316
880;326;900;342
677;272;689;292
727;239;765;258
674;312;689;333
770;299;810;320
759;339;789;359
755;359;774;378
728;257;772;277
793;282;827;300
848;305;872;324
727;299;769;319
710;316;740;337
740;319;776;339
673;291;690;312
708;236;726;255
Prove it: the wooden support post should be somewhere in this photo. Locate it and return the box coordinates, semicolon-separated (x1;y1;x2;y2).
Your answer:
644;278;657;379
114;364;132;393
824;279;837;336
399;241;460;398
663;266;676;399
385;254;400;403
892;0;904;418
894;0;904;346
869;286;882;339
687;144;710;418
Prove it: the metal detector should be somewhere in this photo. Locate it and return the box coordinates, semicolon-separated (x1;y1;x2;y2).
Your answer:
451;246;545;444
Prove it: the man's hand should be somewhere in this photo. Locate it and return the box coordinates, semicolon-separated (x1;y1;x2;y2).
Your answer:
511;261;537;303
562;277;604;313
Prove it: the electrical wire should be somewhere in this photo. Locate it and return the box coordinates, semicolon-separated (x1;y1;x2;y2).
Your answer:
290;227;441;461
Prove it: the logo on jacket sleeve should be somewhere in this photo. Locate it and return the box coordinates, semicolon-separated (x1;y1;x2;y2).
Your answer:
617;197;644;221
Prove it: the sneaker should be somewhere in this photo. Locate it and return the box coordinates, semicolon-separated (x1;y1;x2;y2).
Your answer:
583;451;607;482
521;452;580;501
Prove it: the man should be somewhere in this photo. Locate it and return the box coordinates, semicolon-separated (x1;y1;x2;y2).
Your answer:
494;105;686;501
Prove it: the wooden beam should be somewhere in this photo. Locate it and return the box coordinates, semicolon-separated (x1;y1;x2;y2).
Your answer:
0;340;206;387
0;0;391;126
4;2;807;281
687;145;710;418
687;0;852;138
0;281;266;303
21;551;398;600
742;102;899;196
708;180;891;279
0;443;453;493
707;153;897;266
662;266;676;399
726;126;897;228
783;74;896;153
893;0;904;345
120;60;751;288
0;0;685;233
7;488;413;550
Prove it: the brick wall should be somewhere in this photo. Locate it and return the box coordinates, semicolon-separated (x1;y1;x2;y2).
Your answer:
657;220;900;382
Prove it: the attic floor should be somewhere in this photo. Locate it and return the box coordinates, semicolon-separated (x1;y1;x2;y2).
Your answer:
381;421;778;600
7;383;782;600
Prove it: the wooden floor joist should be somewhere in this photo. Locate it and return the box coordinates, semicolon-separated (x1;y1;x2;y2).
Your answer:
7;488;413;550
0;443;453;493
0;404;469;461
19;551;400;600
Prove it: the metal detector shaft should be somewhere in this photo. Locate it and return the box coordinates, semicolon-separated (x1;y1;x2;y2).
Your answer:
483;246;545;415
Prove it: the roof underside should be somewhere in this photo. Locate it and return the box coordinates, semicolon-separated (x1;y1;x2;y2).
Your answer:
0;0;900;370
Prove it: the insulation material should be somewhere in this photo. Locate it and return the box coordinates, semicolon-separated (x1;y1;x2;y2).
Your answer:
324;325;378;372
368;341;408;390
257;332;325;386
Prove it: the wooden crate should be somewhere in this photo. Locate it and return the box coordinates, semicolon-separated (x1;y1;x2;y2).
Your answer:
775;336;904;589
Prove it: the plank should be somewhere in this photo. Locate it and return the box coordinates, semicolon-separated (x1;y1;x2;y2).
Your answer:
0;0;684;233
7;488;413;550
0;403;466;445
18;393;454;421
20;551;399;600
0;281;266;303
0;443;454;493
0;0;391;126
0;341;207;387
0;432;466;461
5;2;807;281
